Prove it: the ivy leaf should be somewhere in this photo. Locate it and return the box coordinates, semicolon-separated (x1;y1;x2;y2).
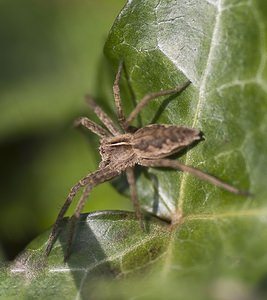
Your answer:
2;0;267;299
104;0;265;220
0;212;170;299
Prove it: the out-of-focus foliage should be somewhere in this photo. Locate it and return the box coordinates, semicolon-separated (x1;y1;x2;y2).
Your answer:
0;0;129;260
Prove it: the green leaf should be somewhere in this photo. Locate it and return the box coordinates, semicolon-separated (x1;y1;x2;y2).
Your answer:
2;0;267;299
104;0;265;220
0;211;170;299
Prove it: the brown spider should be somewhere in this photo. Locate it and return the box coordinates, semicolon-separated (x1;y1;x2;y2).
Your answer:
45;63;249;260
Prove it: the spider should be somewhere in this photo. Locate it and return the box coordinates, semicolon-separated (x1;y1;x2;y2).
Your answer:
45;62;249;260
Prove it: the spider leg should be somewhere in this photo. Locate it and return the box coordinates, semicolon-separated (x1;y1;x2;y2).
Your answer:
126;167;144;230
139;158;251;196
45;180;83;256
74;117;110;138
64;167;120;260
45;167;120;258
64;184;92;261
85;95;121;135
112;61;128;131
126;80;191;128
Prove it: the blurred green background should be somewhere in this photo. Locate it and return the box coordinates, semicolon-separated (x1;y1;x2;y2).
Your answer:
0;0;131;260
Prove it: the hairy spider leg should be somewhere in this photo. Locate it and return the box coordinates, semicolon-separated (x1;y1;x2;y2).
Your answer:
111;62;191;131
45;167;120;257
85;95;121;135
64;184;92;261
45;180;83;256
126;80;191;128
126;167;144;230
112;61;127;131
139;158;251;196
64;167;120;261
74;117;110;138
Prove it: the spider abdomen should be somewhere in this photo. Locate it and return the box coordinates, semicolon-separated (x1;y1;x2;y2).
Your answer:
132;124;201;159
